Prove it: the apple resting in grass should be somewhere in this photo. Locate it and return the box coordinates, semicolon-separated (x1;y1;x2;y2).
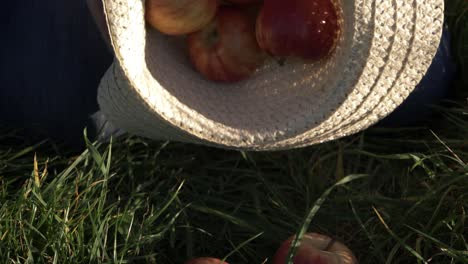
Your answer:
256;0;341;61
273;233;357;264
187;7;265;82
145;0;218;35
185;257;228;264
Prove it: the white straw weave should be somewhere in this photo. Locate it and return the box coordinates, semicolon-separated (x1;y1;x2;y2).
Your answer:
97;0;444;150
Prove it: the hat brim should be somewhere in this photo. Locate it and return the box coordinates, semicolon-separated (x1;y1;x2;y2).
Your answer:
98;0;444;150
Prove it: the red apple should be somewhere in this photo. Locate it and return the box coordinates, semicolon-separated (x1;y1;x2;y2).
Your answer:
256;0;341;61
145;0;218;35
185;257;228;264
187;6;265;82
273;233;357;264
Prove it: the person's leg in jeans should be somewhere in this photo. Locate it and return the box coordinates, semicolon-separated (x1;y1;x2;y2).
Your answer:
0;0;113;147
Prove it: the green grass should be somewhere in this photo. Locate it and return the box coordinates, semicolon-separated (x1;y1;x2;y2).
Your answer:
2;110;467;264
1;1;468;263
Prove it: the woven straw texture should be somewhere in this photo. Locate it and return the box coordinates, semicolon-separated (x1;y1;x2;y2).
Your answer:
97;0;444;150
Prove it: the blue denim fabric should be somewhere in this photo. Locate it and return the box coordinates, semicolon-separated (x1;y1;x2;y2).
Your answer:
378;25;456;127
0;1;113;145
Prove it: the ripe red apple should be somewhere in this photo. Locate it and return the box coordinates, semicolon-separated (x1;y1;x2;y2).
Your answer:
273;233;357;264
187;6;265;82
185;257;228;264
145;0;218;35
256;0;341;61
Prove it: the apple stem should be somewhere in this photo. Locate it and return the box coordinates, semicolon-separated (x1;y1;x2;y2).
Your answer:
324;238;336;251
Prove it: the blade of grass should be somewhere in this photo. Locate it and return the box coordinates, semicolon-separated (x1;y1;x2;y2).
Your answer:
405;225;468;262
221;232;264;263
285;174;367;264
373;207;428;264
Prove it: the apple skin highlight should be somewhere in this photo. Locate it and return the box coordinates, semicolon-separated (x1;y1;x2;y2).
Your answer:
256;0;341;61
145;0;218;35
273;233;358;264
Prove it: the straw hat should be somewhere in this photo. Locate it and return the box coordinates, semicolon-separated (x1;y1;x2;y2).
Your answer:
97;0;444;150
